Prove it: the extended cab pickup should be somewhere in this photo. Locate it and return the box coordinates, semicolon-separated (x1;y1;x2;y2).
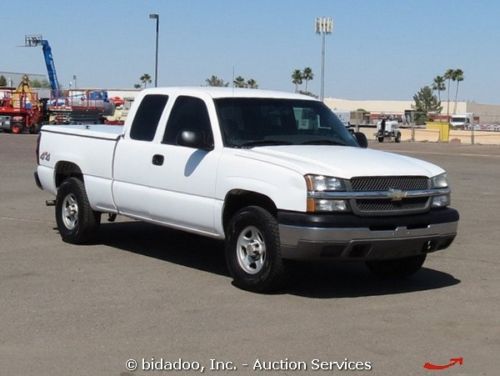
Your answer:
35;87;459;291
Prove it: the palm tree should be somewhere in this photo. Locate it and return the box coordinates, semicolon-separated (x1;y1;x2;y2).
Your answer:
140;73;152;88
291;69;303;92
233;76;246;88
452;69;464;114
303;67;314;92
205;75;229;87
246;78;258;89
444;69;454;118
432;76;445;104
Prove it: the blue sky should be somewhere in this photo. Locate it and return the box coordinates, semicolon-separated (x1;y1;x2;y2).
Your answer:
2;0;499;103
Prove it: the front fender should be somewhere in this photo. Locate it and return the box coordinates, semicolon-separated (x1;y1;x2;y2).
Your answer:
216;151;308;214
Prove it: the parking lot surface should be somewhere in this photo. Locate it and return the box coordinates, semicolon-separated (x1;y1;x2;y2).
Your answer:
1;134;499;375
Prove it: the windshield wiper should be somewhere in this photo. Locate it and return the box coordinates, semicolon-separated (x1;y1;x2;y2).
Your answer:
301;139;345;145
238;140;293;148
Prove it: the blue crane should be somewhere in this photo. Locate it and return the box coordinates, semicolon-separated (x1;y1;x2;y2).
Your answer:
24;35;61;98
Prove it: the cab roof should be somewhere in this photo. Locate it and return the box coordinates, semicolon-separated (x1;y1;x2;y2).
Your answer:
139;86;318;101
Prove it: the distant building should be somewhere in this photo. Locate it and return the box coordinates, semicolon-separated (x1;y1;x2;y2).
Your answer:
0;71;47;87
324;98;500;124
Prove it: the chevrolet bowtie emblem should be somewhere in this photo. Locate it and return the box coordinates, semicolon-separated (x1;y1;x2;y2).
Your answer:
388;188;406;201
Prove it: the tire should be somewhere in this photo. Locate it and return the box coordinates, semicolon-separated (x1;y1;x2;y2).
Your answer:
225;206;288;292
11;124;24;134
29;124;41;134
366;254;426;279
55;177;101;244
395;132;401;143
378;136;384;143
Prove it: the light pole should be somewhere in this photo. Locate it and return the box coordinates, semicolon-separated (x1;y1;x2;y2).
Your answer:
149;13;159;87
315;17;333;101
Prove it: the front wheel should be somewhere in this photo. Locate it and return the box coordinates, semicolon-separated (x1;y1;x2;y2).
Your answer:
11;124;24;134
377;136;384;142
366;254;426;278
55;177;101;244
225;206;288;292
395;132;401;143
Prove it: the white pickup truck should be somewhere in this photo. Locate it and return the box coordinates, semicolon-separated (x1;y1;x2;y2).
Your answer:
35;87;459;292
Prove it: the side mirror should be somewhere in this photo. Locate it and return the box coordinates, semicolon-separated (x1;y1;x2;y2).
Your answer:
354;132;368;148
178;130;212;150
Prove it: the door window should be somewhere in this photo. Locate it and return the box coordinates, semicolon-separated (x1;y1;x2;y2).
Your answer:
163;96;213;147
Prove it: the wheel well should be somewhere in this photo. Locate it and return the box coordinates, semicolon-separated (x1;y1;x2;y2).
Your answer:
55;161;83;188
222;190;277;231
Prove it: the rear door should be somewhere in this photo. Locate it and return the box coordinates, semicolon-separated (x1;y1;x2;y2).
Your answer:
112;94;169;219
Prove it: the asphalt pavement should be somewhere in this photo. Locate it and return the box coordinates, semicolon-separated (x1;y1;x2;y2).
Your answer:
1;134;499;375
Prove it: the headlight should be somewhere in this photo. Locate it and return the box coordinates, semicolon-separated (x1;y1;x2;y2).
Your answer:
313;199;350;212
431;173;448;188
305;175;346;191
305;175;350;212
432;194;450;208
431;173;450;208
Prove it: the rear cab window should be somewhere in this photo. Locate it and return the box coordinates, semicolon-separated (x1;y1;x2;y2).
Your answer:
129;94;169;141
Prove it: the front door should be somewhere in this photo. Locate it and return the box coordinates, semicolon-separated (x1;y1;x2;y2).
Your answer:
146;95;219;235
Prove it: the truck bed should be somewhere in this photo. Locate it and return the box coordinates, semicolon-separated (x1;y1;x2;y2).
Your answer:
41;124;124;139
38;124;123;212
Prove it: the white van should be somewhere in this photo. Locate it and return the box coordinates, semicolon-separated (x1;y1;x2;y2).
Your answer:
450;113;474;129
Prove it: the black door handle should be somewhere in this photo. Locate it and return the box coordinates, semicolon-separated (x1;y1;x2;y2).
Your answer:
152;154;164;166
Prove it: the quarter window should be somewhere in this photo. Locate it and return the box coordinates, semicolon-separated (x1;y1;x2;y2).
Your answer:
129;94;169;141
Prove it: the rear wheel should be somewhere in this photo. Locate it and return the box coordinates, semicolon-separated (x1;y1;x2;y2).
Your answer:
225;206;288;292
395;132;401;143
377;136;384;142
55;177;101;244
366;254;426;278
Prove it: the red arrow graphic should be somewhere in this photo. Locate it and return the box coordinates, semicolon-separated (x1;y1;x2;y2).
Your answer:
423;357;463;370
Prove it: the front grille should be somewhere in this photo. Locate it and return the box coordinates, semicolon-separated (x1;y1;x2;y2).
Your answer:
350;176;431;215
356;197;430;212
351;176;429;191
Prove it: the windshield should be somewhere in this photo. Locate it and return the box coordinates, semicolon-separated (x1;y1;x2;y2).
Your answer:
451;117;466;123
214;98;358;148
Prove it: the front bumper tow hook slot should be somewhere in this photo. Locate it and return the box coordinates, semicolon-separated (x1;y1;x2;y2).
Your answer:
45;200;56;207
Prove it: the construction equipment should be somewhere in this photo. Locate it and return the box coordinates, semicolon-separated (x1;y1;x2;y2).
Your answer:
24;35;61;98
104;97;134;125
48;89;110;125
24;35;109;125
0;75;44;133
